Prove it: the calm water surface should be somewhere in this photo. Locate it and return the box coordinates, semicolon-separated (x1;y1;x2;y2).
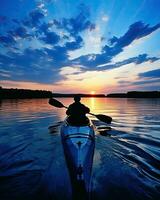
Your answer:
0;98;160;200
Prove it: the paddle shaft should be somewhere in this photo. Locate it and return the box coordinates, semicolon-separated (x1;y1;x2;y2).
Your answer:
88;113;96;116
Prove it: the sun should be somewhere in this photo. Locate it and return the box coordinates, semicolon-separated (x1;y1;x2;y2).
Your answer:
90;91;95;95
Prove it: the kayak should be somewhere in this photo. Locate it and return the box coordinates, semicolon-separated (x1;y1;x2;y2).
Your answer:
61;118;95;199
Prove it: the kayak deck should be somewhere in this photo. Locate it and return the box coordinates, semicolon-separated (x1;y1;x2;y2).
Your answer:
61;119;95;198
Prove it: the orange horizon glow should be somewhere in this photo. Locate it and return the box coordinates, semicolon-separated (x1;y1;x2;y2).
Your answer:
90;91;95;94
0;74;144;94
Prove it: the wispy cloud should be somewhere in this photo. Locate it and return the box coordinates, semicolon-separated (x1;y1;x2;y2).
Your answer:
73;21;160;69
0;80;55;90
139;68;160;78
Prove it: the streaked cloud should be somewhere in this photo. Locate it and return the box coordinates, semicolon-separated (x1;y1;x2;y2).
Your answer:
139;68;160;78
0;80;55;90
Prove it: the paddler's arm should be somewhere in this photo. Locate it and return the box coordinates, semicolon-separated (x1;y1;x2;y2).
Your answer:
66;105;71;115
85;106;90;114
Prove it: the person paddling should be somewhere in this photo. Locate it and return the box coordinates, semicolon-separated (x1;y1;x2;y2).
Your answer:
66;95;90;126
49;97;112;124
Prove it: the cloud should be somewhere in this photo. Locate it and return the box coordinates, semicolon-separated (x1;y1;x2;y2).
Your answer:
44;46;69;66
0;4;92;77
37;3;45;9
107;21;160;59
0;35;15;46
0;72;11;78
139;68;160;78
118;78;160;87
0;48;63;84
73;21;160;68
30;9;45;24
23;9;45;27
40;31;60;44
65;36;83;50
117;68;160;88
134;78;160;85
8;26;31;39
53;4;95;36
67;4;95;35
108;36;119;46
59;66;82;76
98;54;159;70
0;80;55;90
38;22;53;34
110;21;160;49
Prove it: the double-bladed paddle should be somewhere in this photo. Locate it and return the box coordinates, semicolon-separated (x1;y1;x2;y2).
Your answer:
48;98;112;124
49;98;68;108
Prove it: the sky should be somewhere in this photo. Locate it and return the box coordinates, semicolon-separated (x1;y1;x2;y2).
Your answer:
0;0;160;93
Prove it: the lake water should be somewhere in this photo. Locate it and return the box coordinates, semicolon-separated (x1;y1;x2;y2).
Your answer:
0;98;160;200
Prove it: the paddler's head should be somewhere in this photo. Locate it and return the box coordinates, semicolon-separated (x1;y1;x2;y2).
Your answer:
74;95;81;103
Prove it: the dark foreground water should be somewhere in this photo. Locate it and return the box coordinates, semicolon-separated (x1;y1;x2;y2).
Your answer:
0;98;160;200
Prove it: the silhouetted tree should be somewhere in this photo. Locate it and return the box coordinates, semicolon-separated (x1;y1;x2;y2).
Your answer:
0;88;53;99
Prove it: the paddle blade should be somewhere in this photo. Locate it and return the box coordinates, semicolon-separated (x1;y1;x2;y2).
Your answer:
48;98;65;108
95;114;112;124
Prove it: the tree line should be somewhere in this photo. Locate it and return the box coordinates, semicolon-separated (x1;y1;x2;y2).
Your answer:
107;91;160;98
0;87;52;99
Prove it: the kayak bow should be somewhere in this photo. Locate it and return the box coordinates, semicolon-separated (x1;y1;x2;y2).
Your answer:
61;118;95;199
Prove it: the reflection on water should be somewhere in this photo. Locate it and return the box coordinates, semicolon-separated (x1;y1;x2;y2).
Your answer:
90;98;95;110
0;98;160;200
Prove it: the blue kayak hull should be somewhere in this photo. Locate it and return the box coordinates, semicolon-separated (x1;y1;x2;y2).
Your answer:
61;119;95;199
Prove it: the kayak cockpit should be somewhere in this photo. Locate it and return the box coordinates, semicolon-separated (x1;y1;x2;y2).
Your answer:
64;133;94;141
61;118;95;140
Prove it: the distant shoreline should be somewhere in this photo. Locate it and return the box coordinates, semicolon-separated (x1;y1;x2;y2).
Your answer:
0;87;52;99
52;93;106;98
0;87;160;99
107;91;160;98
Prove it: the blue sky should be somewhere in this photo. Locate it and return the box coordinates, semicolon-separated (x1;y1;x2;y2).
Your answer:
0;0;160;93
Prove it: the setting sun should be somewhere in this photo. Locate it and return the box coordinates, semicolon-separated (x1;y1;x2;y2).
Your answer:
90;91;95;95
